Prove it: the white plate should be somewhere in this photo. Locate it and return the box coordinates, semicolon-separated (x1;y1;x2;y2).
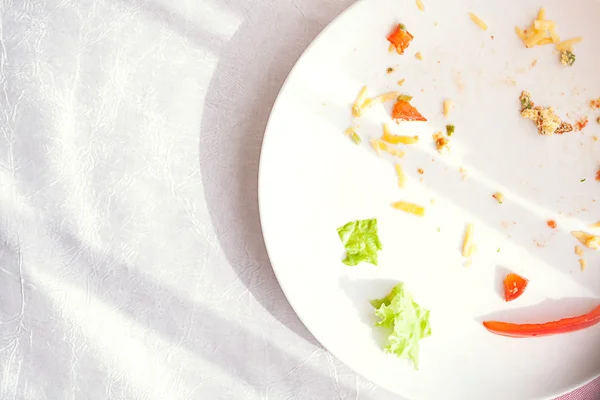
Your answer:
258;0;600;399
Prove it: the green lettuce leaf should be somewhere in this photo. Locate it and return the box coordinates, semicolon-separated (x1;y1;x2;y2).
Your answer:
337;219;382;266
371;283;431;369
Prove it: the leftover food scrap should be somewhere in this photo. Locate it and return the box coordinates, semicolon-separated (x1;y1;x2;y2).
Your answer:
392;98;427;122
468;12;488;31
432;132;450;153
519;91;573;135
483;304;600;337
392;201;425;216
504;273;529;302
371;283;431;369
387;24;414;55
515;7;582;67
337;219;383;266
344;127;361;144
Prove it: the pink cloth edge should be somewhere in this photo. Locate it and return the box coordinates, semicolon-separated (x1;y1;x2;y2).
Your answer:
556;376;600;399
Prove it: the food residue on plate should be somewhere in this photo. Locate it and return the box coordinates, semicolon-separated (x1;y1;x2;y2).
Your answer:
462;223;475;257
432;132;450;153
519;91;573;135
415;52;423;60
575;117;588;131
337;219;382;266
387;24;414;55
392;201;425;216
572;231;600;250
493;192;504;204
395;164;406;188
371;283;431;369
468;12;488;31
515;7;582;67
344;127;361;144
575;245;584;256
443;99;453;117
546;219;557;229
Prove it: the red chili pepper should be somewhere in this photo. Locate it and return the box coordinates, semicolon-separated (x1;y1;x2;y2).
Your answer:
483;305;600;337
387;25;414;54
392;100;427;122
503;273;528;302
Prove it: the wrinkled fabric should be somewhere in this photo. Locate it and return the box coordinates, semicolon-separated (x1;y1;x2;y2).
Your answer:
0;0;597;399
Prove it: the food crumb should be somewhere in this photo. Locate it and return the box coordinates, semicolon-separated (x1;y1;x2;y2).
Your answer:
546;220;557;229
415;52;423;60
596;169;600;181
433;132;450;153
492;192;504;204
443;99;453;118
590;98;600;109
560;50;576;67
579;258;586;271
531;59;538;68
575;245;584;256
535;240;545;248
594;136;599;141
520;91;573;135
572;231;600;249
397;79;405;86
417;168;424;174
387;67;395;74
459;167;467;180
575;117;588;131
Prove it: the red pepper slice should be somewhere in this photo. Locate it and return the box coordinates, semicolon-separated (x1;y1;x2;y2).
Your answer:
392;100;427;122
387;25;414;54
483;305;600;337
503;273;528;302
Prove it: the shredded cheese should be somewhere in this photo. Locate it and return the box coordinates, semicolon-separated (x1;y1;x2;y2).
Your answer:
416;0;425;12
395;164;406;188
370;139;405;158
534;20;555;30
352;86;368;117
468;12;488;31
537;7;546;21
524;31;548;48
443;99;453;117
572;231;600;250
556;37;583;52
462;223;474;257
415;52;423;60
575;245;584;256
580;258;586;271
392;201;425;216
361;91;400;111
514;26;526;40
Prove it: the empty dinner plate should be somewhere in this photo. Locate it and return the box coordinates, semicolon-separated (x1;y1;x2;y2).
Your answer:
258;0;600;399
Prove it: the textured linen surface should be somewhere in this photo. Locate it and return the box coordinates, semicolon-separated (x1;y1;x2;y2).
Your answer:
0;0;598;399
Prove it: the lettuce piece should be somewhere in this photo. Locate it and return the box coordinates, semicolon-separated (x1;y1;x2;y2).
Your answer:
371;283;431;369
337;219;382;266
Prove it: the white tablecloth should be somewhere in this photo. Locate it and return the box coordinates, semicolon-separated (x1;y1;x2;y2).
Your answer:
0;1;596;399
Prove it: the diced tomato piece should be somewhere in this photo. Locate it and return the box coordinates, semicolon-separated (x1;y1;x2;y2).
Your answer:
392;100;427;122
387;25;414;54
483;305;600;337
503;273;528;302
